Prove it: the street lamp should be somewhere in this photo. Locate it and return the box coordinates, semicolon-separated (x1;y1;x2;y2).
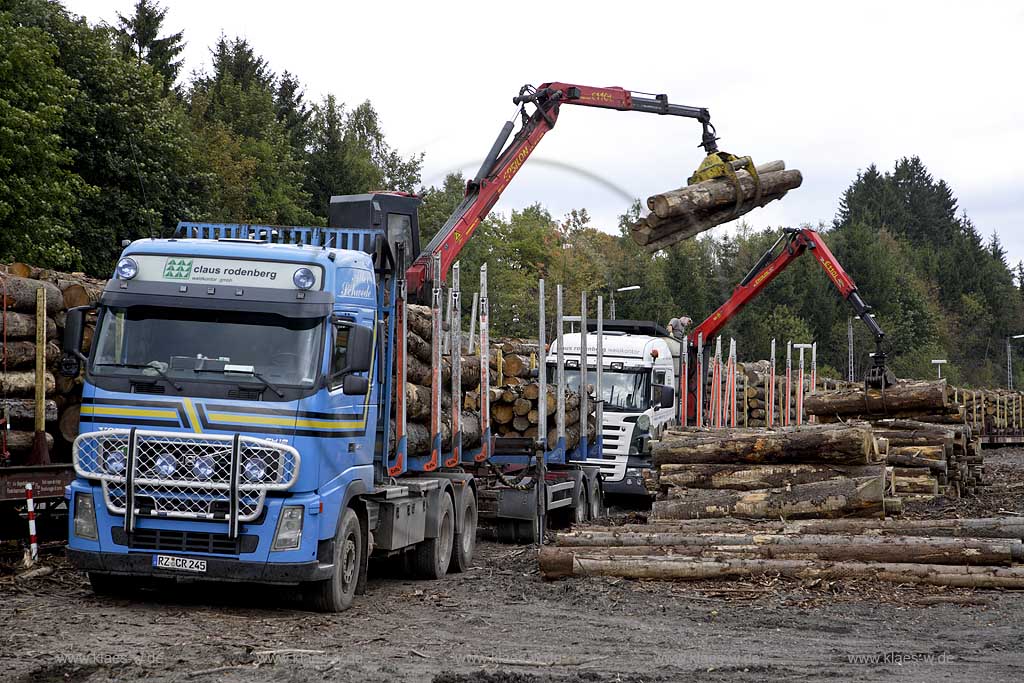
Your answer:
1008;335;1024;389
931;359;947;379
610;285;640;320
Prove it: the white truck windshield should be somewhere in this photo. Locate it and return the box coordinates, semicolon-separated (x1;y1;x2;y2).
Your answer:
90;306;323;388
548;367;650;412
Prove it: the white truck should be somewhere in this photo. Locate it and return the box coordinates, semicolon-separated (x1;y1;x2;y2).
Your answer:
547;320;679;497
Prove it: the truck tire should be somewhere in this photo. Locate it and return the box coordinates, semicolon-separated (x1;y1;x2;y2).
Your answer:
450;491;477;573
304;507;362;612
570;486;589;525
414;493;454;579
588;477;604;520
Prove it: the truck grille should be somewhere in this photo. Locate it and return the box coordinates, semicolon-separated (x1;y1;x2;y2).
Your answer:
112;527;258;555
73;429;299;531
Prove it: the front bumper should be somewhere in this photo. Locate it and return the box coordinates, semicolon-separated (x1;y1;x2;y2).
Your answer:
601;475;653;497
67;547;333;584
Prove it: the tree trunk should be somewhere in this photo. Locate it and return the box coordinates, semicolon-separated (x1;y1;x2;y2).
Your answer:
652;475;885;520
804;380;949;417
538;551;1024;588
501;341;538;356
548;533;1021;565
59;405;81;442
513;398;532;417
0;340;60;369
648;167;802;219
652;424;878;466
0;370;55;396
0;398;57;423
573;516;1024;539
0;275;63;315
405;330;433;364
2;431;55;452
502;353;532;378
60;281;103;309
0;311;57;340
406;304;435;341
886;452;947;472
891;469;939;495
657;463;885;491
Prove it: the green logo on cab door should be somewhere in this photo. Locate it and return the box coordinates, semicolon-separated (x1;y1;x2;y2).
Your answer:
163;258;194;280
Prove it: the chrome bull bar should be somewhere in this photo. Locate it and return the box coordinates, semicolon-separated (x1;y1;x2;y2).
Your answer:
73;429;300;538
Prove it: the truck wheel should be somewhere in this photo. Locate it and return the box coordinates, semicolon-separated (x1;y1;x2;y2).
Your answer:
304;507;362;612
588;478;604;520
450;492;477;573
570;487;589;525
414;493;454;579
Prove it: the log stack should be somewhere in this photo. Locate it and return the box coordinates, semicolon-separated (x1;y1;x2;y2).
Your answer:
394;306;594;457
1;263;104;462
959;388;1024;437
630;161;803;252
540;517;1024;589
804;380;982;498
646;423;897;520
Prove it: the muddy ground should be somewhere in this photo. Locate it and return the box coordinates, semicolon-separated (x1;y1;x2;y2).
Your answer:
2;451;1024;683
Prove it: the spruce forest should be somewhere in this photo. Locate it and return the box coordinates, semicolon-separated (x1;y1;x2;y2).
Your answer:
2;0;1021;387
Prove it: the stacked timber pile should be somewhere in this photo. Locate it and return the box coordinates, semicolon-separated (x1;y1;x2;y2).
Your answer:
630;161;803;252
393;307;594;456
645;423;897;520
804;380;981;497
391;304;484;455
539;517;1024;588
1;264;103;462
959;388;1024;436
489;339;539;386
467;382;596;448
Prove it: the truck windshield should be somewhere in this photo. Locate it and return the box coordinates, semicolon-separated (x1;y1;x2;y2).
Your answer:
546;366;650;413
89;306;322;388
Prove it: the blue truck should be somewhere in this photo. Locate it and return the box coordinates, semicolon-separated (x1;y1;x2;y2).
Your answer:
62;193;604;611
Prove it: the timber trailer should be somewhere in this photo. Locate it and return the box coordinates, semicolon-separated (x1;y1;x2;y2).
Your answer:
60;81;755;610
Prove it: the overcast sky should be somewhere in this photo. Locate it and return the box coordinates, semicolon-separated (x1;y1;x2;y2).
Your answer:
65;1;1024;264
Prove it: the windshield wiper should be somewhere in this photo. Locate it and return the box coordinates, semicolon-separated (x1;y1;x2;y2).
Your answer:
192;364;285;398
240;369;285;398
94;362;183;391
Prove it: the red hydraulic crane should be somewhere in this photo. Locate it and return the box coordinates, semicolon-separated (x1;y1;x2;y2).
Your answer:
683;227;894;421
404;82;754;299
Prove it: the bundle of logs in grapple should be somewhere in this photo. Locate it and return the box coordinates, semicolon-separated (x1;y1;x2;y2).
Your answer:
630;161;803;252
538;517;1024;589
391;306;595;456
643;423;902;520
804;379;983;497
1;263;104;462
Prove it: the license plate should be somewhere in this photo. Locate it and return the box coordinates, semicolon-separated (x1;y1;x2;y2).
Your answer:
153;555;207;573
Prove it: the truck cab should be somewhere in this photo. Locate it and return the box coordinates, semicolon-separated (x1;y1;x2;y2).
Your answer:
62;194;483;611
547;320;679;497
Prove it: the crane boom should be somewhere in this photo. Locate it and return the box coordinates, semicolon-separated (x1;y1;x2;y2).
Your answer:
685;227;893;420
406;83;724;297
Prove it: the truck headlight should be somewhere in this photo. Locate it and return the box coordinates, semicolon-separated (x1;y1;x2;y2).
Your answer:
193;455;215;481
74;492;98;540
115;257;138;280
154;453;177;478
635;414;651;433
272;506;304;550
243;458;266;482
104;449;126;475
292;267;315;290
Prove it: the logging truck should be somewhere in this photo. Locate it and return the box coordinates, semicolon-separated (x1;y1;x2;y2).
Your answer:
59;81;761;610
548;320;679;498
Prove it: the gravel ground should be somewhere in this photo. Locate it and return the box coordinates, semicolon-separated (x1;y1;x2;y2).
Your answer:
2;450;1023;683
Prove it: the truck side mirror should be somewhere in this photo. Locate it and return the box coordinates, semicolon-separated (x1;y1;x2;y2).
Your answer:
60;306;90;377
342;375;369;396
343;323;374;373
